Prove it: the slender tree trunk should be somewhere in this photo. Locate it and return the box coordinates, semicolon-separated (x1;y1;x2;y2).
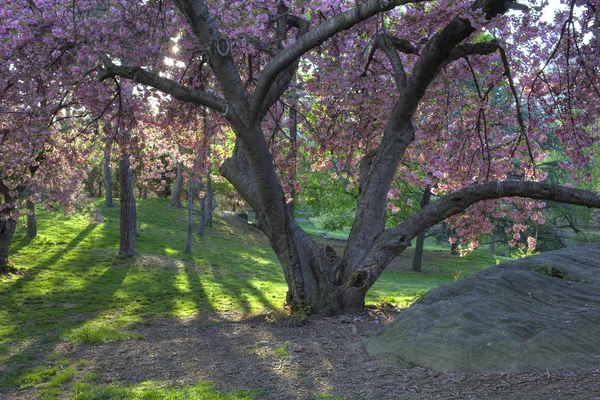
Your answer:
185;178;194;253
450;237;460;255
197;179;207;236
26;200;37;239
411;188;431;272
142;186;148;199
205;172;213;228
489;226;497;255
104;138;114;208
119;153;137;256
171;161;184;208
0;218;17;273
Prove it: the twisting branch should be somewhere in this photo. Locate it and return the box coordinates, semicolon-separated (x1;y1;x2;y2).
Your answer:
250;0;428;119
363;34;416;93
97;55;227;113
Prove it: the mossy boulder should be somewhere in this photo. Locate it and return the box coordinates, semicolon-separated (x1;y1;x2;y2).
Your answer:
366;244;600;373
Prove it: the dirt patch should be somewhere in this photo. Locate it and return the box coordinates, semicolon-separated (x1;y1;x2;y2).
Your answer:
32;308;596;400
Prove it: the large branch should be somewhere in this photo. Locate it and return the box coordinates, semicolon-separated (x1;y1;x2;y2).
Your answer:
441;39;500;68
370;181;600;267
98;56;227;112
401;0;515;117
249;0;428;119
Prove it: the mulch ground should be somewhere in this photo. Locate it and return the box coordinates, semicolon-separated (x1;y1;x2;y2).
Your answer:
56;308;600;400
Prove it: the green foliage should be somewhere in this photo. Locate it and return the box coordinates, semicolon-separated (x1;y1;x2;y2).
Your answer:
574;232;600;246
310;211;353;232
510;248;540;259
533;265;567;279
73;381;260;400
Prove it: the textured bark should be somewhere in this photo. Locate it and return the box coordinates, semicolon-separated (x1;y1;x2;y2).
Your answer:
26;200;37;239
171;161;184;208
0;218;17;273
104;138;114;208
412;188;431;272
185;177;194;254
119;154;137;256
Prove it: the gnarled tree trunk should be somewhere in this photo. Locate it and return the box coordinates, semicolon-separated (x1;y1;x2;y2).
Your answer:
103;0;600;315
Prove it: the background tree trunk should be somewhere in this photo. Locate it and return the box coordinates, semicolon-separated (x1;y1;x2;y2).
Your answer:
412;188;431;272
197;179;207;237
0;218;17;273
171;161;184;208
26;200;37;239
205;172;213;228
119;153;137;256
104;138;114;208
185;178;194;253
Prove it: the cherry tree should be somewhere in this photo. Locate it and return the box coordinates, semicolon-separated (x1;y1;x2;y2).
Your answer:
3;0;600;314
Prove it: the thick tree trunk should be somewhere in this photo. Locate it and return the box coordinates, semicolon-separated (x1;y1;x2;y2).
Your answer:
0;218;17;273
171;161;184;208
26;200;37;239
412;188;431;272
104;138;114;208
119;154;137;256
185;178;194;253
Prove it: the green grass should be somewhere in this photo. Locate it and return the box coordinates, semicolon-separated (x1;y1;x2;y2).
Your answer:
0;198;501;398
296;219;350;239
73;381;261;399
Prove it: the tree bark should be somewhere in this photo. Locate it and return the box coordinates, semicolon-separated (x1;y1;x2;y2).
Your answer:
185;177;194;253
205;172;213;228
0;218;17;273
104;137;114;208
171;161;184;208
26;200;37;239
197;178;207;236
119;153;137;256
411;188;431;272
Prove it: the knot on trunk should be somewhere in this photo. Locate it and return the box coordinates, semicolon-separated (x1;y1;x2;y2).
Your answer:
344;270;369;289
325;245;337;262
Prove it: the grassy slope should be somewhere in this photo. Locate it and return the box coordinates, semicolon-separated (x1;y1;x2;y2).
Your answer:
0;199;501;398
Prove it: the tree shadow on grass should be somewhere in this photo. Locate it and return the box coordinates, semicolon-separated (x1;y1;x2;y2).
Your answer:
0;223;134;393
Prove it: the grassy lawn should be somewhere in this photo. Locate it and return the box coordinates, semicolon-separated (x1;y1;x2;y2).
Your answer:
0;199;502;398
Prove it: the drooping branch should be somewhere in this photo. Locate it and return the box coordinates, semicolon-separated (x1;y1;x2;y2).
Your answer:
97;55;227;113
370;181;600;266
249;0;428;119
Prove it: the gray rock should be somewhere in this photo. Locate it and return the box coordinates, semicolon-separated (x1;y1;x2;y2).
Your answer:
366;244;600;373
